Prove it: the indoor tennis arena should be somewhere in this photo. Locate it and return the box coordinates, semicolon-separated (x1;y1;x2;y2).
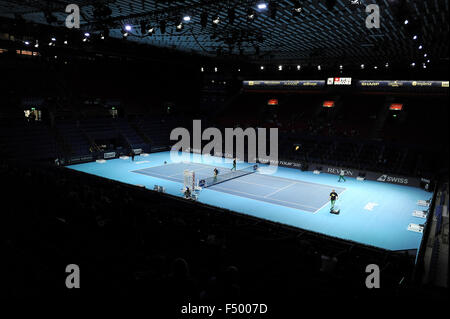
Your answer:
0;0;448;313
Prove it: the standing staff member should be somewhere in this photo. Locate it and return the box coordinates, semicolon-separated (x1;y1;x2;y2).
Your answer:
131;149;135;161
231;158;237;171
338;169;346;182
213;168;219;182
330;189;338;210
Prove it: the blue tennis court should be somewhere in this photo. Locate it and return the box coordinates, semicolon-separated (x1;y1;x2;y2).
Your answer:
132;162;346;212
68;151;432;252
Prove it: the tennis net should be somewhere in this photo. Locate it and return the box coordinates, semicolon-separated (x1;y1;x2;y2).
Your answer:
199;164;258;188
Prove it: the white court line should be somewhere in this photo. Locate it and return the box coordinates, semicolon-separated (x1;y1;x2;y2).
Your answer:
233;178;280;190
263;181;297;198
211;184;318;211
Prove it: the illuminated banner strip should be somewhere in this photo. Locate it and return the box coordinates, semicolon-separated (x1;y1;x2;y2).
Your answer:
243;80;326;89
357;80;449;89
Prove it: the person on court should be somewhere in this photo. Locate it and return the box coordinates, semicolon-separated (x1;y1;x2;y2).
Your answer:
330;189;338;209
213;168;219;182
338;169;346;182
131;149;135;161
231;158;237;171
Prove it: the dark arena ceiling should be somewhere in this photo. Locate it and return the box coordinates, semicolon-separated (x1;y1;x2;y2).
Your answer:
0;0;448;66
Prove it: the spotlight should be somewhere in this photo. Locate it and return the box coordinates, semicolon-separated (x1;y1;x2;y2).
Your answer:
247;9;256;20
418;45;423;49
360;64;365;69
404;19;409;25
64;40;68;44
82;37;88;42
297;65;301;70
257;2;268;10
426;59;430;63
176;22;183;31
100;35;105;40
24;41;29;45
411;62;416;67
148;27;154;34
413;35;417;40
201;67;204;72
422;63;426;69
214;67;218;72
183;15;191;22
125;25;132;31
374;66;378;69
51;37;56;42
339;65;343;70
278;65;283;71
212;16;220;24
293;0;303;14
385;62;389;68
317;65;321;71
260;65;264;70
84;32;90;37
423;53;427;57
122;29;129;38
34;41;39;48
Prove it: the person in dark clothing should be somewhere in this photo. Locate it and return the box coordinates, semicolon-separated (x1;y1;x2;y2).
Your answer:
131;150;135;161
213;168;219;182
330;190;338;209
231;158;236;171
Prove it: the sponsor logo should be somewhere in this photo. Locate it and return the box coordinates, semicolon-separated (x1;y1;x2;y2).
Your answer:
377;174;408;184
327;168;353;176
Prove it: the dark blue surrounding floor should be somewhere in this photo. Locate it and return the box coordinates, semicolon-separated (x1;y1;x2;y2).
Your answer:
68;151;431;251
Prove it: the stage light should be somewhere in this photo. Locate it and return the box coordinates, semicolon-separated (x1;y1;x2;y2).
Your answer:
260;65;264;70
422;63;426;69
297;65;301;70
411;62;416;67
212;16;220;24
426;59;430;63
201;67;204;72
122;30;129;38
278;65;283;71
385;62;389;68
148;27;154;34
257;2;268;10
100;35;105;40
214;67;218;72
339;65;343;70
418;45;423;49
404;19;409;25
125;25;132;31
64;40;68;44
176;22;183;31
374;66;378;69
317;65;321;71
293;0;303;14
183;15;191;22
51;37;56;41
413;35;417;40
82;37;88;42
24;41;29;45
84;32;90;37
34;41;39;48
423;53;427;57
360;64;365;69
247;9;256;20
